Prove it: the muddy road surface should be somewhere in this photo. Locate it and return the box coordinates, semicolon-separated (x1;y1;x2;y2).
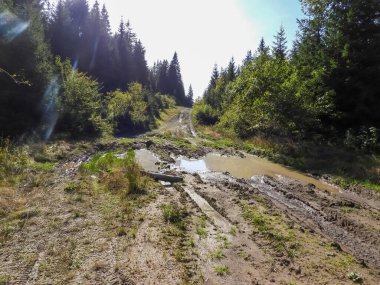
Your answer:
1;108;379;284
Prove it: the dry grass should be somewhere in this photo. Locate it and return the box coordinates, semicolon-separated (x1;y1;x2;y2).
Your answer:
0;187;25;218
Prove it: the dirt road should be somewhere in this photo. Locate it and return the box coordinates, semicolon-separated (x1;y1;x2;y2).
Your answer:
1;108;379;284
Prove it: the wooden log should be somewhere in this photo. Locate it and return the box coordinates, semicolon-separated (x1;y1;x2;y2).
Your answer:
144;171;183;183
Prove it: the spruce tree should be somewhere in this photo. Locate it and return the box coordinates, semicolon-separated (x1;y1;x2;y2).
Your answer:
168;52;186;104
272;25;288;60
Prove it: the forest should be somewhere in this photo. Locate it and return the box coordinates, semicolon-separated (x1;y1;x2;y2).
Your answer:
0;0;193;139
194;0;380;152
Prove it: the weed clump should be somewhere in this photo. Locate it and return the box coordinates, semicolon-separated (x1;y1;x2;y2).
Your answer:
161;203;186;224
80;150;148;195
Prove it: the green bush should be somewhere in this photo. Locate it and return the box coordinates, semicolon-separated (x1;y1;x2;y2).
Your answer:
193;101;219;125
56;57;111;137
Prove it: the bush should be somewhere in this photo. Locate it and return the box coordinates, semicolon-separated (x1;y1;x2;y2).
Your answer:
55;57;111;137
193;102;219;125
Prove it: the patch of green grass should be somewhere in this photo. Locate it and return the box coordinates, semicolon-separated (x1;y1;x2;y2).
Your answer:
161;203;186;224
196;217;208;238
0;274;10;285
64;183;81;194
214;265;230;276
0;139;30;186
32;162;55;172
333;176;380;192
210;248;225;260
81;150;149;195
241;203;298;258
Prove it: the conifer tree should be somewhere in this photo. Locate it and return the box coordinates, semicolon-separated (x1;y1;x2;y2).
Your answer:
272;25;288;60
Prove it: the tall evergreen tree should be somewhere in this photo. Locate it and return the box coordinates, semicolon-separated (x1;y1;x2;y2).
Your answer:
272;25;288;60
257;37;270;56
226;57;237;81
132;40;149;86
168;52;186;104
186;85;194;107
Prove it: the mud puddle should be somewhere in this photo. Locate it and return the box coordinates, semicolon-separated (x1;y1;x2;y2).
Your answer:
176;153;337;192
135;149;160;172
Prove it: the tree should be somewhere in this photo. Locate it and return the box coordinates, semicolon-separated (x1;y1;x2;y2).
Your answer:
272;25;288;60
243;50;253;65
168;52;186;104
0;0;54;137
256;37;270;57
186;85;194;107
132;40;149;86
226;57;237;81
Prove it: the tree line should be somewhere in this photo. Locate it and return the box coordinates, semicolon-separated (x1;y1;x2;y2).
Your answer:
194;0;380;150
0;0;193;139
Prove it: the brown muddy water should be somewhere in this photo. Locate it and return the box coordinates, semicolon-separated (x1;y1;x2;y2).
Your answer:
134;149;336;192
176;153;337;192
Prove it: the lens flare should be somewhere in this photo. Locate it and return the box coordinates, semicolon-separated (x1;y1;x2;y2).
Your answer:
90;37;99;70
40;76;60;141
0;10;29;43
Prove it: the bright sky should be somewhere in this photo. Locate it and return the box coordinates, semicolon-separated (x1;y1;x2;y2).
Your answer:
53;0;304;98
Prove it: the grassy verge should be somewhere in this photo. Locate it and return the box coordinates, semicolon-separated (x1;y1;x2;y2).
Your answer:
156;106;183;127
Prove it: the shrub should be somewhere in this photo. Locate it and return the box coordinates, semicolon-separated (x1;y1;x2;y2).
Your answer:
193;102;219;125
55;57;111;137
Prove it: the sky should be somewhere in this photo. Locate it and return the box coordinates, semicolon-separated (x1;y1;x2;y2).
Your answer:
52;0;304;98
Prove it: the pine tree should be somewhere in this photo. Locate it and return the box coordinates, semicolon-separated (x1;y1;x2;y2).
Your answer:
243;50;253;65
156;60;170;95
186;85;194;107
168;52;186;104
210;64;219;87
132;40;149;86
272;25;288;60
226;57;236;81
257;37;270;56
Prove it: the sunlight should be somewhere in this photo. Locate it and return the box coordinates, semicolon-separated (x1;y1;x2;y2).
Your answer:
40;76;60;141
0;10;29;43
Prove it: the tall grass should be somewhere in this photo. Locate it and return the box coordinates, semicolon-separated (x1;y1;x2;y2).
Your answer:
80;150;147;195
0;139;30;186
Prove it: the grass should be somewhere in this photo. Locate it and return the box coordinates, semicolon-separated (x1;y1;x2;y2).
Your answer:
241;203;299;258
80;150;149;196
156;106;182;127
210;248;225;260
214;265;230;276
161;203;186;225
0;139;30;186
196;216;208;238
0;274;9;285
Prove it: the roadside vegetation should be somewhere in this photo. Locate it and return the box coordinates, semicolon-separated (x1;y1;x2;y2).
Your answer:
193;0;380;191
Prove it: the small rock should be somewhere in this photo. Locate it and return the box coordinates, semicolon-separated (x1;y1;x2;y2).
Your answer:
327;252;336;257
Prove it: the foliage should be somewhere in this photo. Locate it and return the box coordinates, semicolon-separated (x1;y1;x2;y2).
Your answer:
0;139;30;186
161;203;185;224
107;82;175;134
81;150;147;195
0;0;54;137
55;57;111;137
193;101;219;125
